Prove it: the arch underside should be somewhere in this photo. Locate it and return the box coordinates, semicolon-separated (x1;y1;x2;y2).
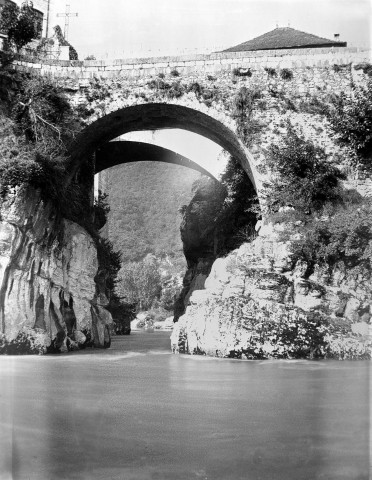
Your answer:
95;141;218;180
70;103;256;188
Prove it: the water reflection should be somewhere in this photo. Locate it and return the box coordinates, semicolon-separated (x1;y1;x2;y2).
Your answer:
0;332;369;480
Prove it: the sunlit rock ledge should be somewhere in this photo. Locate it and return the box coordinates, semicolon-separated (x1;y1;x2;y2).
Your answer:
171;226;372;360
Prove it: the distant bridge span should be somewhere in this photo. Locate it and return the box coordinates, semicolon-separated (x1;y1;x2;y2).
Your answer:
95;141;218;180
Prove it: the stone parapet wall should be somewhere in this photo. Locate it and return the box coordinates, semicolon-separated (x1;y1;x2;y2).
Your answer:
11;47;371;79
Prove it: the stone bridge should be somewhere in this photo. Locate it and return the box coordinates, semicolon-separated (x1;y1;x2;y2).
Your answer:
1;46;371;353
11;45;371;200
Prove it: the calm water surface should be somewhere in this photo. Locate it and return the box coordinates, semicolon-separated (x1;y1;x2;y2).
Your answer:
0;331;370;480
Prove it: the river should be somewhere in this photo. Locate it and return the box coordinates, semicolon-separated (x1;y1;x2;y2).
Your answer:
0;331;370;480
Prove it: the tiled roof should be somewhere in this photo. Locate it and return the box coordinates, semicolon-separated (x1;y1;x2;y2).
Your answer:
223;27;347;52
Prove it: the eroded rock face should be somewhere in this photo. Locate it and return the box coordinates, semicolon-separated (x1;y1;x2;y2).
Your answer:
174;178;226;321
0;186;113;354
171;224;372;359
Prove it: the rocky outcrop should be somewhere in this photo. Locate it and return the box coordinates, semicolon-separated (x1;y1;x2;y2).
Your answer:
0;186;113;354
174;178;226;320
171;223;372;359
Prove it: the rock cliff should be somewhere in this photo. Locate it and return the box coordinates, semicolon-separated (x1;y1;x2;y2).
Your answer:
174;178;226;320
0;186;112;354
171;222;372;359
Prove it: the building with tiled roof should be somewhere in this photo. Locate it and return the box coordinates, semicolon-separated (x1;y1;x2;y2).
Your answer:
223;27;347;52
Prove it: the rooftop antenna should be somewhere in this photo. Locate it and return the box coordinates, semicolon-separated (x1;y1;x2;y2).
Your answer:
57;4;78;40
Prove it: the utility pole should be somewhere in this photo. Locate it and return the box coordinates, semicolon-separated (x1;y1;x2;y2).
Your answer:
45;0;50;38
57;4;78;41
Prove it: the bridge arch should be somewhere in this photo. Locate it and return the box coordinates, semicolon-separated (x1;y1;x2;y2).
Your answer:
95;141;218;180
69;103;258;190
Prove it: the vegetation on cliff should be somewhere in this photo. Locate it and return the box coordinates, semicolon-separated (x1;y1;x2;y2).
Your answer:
328;79;372;171
264;122;345;214
260;120;371;276
0;72;127;344
0;72;87;217
179;158;258;263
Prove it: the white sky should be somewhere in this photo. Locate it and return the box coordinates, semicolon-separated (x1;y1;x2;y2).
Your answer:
120;131;225;179
47;0;371;59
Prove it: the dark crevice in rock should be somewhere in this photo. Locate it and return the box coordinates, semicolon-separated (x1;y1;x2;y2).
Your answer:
59;292;77;336
34;294;46;330
29;259;35;308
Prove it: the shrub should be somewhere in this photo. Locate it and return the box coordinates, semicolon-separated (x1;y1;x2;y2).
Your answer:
187;81;204;97
75;103;95;119
93;190;110;230
353;63;372;77
12;75;74;151
167;80;185;99
264;122;345;214
282;96;298;112
170;69;180;77
291;201;372;273
110;297;135;335
298;95;330;115
280;68;293;80
216;157;259;254
232;67;252;77
96;236;122;294
328;80;372;170
264;67;277;77
232;86;263;146
147;77;186;98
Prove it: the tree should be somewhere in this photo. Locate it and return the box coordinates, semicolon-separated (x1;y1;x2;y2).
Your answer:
93;190;110;231
328;79;372;171
0;1;42;52
216;157;259;253
264;123;345;214
117;255;162;310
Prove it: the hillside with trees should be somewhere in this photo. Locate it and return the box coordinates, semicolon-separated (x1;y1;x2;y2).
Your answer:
98;161;203;327
101;161;202;265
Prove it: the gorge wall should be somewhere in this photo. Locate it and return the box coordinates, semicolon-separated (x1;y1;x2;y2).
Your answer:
0;186;112;354
0;47;371;356
171;221;372;359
